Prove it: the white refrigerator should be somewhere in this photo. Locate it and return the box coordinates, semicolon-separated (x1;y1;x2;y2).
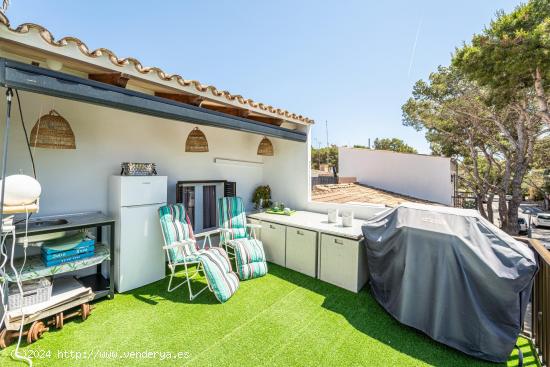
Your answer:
109;175;167;292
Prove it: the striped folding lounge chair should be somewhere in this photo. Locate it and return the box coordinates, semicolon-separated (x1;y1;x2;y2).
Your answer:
159;204;239;303
218;197;268;280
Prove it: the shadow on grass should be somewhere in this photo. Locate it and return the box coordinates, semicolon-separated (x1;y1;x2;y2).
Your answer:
266;264;529;367
129;265;218;305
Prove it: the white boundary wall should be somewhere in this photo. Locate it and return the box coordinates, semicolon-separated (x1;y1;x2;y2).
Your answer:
263;128;386;220
338;147;453;205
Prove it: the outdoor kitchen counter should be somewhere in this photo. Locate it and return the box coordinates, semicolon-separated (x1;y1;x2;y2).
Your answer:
247;211;367;240
248;210;369;292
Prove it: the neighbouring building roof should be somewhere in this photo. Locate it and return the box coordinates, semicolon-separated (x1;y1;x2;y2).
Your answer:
312;183;441;207
0;12;313;127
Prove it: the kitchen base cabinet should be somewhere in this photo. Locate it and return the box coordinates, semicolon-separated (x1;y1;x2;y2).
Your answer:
260;221;286;266
248;211;369;293
319;234;368;292
285;226;317;277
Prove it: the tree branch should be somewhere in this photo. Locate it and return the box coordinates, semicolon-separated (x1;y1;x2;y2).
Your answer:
533;66;550;128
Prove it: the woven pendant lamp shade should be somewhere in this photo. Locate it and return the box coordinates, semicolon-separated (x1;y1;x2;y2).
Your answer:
257;137;274;156
185;127;209;152
30;110;76;149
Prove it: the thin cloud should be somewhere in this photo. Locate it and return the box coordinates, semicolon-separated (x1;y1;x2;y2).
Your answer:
408;17;423;78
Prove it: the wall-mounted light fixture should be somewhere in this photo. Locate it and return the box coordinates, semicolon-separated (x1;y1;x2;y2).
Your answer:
185;127;209;152
30;109;76;149
46;59;63;71
257;136;274;156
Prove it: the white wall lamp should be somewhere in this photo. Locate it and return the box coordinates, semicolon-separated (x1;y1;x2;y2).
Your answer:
45;59;63;71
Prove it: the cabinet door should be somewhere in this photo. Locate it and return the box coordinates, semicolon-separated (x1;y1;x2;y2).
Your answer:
260;221;286;266
286;227;317;277
320;234;360;292
248;218;262;239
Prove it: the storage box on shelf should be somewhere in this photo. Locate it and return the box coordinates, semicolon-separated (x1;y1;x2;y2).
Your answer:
247;211;369;293
8;277;52;310
2;243;110;283
41;232;96;267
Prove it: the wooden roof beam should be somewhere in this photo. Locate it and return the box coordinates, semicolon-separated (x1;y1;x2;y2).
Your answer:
245;115;284;126
155;92;204;106
157;94;283;126
88;72;129;88
200;104;248;117
200;104;283;126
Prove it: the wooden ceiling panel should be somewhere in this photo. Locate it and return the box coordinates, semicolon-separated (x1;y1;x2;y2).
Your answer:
89;72;129;88
154;92;204;106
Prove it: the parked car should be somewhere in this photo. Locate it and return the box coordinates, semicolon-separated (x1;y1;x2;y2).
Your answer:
520;205;542;215
533;212;550;228
518;217;528;234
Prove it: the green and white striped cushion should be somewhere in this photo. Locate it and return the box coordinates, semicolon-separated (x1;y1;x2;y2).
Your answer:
199;247;240;303
229;238;268;280
158;204;198;263
218;197;248;242
159;204;239;303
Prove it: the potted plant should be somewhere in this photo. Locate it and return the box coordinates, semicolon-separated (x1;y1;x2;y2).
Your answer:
252;185;272;210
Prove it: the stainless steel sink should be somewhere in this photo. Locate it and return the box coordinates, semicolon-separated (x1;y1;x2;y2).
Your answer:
16;218;72;245
27;219;69;228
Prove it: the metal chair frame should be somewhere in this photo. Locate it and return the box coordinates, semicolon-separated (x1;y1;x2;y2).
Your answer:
219;224;261;261
161;227;219;301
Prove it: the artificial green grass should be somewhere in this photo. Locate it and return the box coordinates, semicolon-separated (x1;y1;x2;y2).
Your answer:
1;264;539;366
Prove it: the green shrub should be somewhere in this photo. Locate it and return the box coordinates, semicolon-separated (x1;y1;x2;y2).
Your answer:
252;185;272;209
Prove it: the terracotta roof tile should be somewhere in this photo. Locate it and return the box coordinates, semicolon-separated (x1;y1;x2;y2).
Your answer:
312;183;441;207
0;13;313;125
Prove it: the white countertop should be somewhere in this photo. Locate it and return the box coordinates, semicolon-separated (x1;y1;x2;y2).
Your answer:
248;211;367;240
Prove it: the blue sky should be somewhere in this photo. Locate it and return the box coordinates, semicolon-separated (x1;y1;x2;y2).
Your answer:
7;1;520;153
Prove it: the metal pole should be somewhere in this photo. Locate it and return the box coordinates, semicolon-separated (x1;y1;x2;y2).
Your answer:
528;213;532;238
0;87;13;236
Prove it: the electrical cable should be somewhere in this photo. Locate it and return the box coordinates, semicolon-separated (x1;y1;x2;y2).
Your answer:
9;224;32;366
12;90;36;224
0;88;13;236
19;209;29;278
14;90;36;179
0;232;9;329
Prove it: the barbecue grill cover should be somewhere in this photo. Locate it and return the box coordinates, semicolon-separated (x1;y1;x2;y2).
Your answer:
361;203;537;362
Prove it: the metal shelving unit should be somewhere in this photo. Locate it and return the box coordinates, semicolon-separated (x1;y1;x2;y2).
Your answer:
4;211;115;301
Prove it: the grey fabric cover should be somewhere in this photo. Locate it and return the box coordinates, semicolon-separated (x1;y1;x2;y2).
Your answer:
361;203;537;362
